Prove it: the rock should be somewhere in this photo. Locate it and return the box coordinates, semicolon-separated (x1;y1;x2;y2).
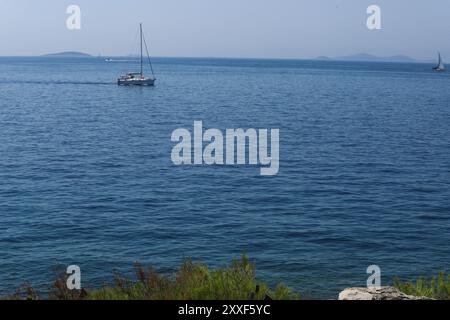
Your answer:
338;287;432;300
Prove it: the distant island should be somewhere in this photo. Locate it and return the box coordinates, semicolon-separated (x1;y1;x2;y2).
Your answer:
43;51;92;58
316;53;418;63
314;56;333;61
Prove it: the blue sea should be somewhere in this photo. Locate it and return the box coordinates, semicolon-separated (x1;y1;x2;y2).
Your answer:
0;56;449;299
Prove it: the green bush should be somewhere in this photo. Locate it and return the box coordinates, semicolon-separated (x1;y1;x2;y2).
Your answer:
6;255;299;300
88;255;298;300
394;272;450;300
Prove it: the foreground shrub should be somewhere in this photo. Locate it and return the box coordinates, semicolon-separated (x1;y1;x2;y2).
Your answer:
6;255;298;300
88;255;297;300
394;273;450;300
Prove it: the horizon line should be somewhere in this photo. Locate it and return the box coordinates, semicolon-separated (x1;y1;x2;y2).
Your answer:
0;53;438;64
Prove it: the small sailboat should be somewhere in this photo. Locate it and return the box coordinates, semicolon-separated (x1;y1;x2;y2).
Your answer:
118;23;156;86
433;52;445;72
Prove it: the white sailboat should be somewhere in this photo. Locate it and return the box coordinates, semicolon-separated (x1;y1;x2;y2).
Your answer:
433;52;445;72
118;23;156;86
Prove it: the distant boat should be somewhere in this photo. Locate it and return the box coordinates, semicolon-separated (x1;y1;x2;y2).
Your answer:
118;23;156;86
433;52;445;72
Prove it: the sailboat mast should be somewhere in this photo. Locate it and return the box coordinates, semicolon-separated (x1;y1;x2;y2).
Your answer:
140;23;143;77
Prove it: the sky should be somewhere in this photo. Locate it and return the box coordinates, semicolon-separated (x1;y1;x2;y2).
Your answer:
0;0;448;60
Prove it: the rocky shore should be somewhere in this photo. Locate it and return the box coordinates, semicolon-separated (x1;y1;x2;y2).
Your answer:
338;287;432;300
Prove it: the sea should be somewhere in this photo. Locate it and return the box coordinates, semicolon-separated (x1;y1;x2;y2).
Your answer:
0;56;449;299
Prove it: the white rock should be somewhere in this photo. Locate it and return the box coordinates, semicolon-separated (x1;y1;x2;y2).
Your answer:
338;287;431;300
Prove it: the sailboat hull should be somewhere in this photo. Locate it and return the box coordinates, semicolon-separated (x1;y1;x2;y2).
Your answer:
118;78;155;86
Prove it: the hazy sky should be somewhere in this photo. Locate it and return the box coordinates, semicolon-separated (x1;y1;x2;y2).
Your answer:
0;0;448;59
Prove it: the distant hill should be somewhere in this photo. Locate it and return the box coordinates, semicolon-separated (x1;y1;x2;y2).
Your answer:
315;56;332;61
43;51;92;58
334;53;417;63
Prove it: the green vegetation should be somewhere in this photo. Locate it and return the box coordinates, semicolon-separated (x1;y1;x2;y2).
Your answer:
6;255;449;301
6;255;298;300
394;273;450;300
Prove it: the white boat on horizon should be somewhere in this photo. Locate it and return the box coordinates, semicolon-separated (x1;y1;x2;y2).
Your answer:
118;23;156;86
433;52;445;72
